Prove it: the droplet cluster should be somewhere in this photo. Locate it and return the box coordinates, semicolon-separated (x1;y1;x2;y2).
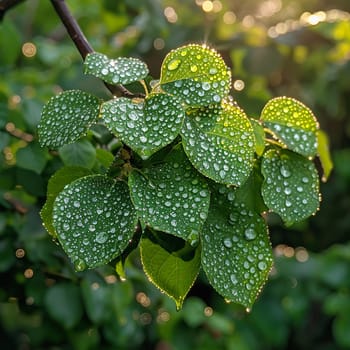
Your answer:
261;149;320;224
102;94;185;159
181;101;255;186
201;185;273;308
129;147;210;241
261;96;319;157
52;175;137;270
84;52;149;85
160;44;231;106
38;90;100;149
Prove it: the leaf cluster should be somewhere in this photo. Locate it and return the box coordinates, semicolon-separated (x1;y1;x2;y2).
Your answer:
38;44;332;309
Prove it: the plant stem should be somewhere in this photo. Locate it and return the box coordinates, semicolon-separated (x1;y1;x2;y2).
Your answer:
50;0;142;98
0;0;25;20
50;0;92;59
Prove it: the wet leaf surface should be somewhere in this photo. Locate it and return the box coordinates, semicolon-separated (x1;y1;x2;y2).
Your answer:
53;175;137;270
261;149;320;225
129;145;210;242
201;185;273;309
38;90;100;149
84;52;149;85
102;93;185;159
261;97;319;157
181;101;255;186
41;166;93;238
160;44;231;106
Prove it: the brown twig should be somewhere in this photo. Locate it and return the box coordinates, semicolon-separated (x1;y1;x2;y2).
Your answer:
50;0;142;98
0;0;25;20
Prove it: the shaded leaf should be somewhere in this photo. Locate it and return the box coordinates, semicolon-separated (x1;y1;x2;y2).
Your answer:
181;101;255;186
102;93;185;159
40;166;93;237
160;44;231;106
44;283;83;329
317;129;333;182
59;139;96;169
201;185;273;308
140;228;201;309
16;142;48;174
84;52;149;85
235;163;268;214
261;149;320;225
52;175;138;270
261;97;319;157
129;145;210;241
38;90;100;149
250;118;265;156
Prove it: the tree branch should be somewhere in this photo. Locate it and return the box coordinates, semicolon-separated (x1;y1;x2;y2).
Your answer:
0;0;25;20
50;0;142;98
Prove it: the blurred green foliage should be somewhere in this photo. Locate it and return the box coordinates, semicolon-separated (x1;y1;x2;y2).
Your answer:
1;0;350;348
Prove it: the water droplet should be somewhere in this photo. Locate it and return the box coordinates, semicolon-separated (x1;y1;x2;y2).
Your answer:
258;261;267;271
190;65;198;72
244;228;257;241
74;259;86;271
96;232;108;244
285;200;292;207
167;59;181;71
302;177;309;183
284;187;292;195
202;82;211;91
280;165;291;178
223;237;233;248
230;274;238;284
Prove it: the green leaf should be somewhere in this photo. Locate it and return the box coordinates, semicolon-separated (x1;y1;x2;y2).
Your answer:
58;139;96;169
250;119;265;156
160;44;231;106
16;142;48;174
40;166;93;238
101;93;185;159
235;162;268;214
95;148;115;172
129;145;210;241
181;101;255;186
140;228;201;310
84;52;149;85
261;149;320;225
201;185;273;308
317;129;333;182
81;279;112;324
261;97;319;157
52;175;138;270
38;90;100;149
44;283;83;329
0;18;21;65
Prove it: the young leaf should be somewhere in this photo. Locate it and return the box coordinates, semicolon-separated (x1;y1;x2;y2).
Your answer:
40;166;93;238
261;97;319;157
250;119;265;156
181;100;255;186
201;185;273;309
160;44;231;106
140;228;201;310
38;90;100;149
84;52;149;85
261;149;320;225
52;175;138;270
128;145;210;242
317;129;333;182
101;93;185;159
